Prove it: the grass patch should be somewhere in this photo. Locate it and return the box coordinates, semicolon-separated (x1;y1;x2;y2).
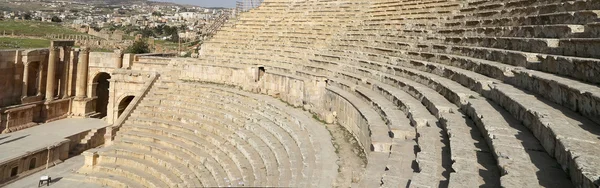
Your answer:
312;114;328;124
0;37;50;49
0;20;85;37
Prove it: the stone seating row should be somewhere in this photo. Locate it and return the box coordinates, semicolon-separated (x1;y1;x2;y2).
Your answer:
334;39;600;123
141;88;311;186
310;48;536;187
68;171;142;188
330;43;599;187
341;34;600;85
137;94;300;186
311;45;577;186
191;84;338;188
456;0;599;20
339;65;501;187
84;81;336;187
169;83;338;187
440;36;600;60
285;53;501;187
444;10;600;28
198;0;600;187
436;24;594;38
327;78;449;187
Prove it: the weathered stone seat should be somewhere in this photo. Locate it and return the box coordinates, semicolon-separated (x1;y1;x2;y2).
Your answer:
70;171;144;188
317;42;579;186
93;163;168;188
437;24;586;38
99;151;185;187
115;137;220;187
326;85;392;152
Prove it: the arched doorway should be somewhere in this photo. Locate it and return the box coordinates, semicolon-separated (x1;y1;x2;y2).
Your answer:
117;95;135;118
29;158;36;170
93;72;111;118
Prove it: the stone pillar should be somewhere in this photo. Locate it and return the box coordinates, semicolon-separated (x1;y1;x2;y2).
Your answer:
22;62;29;99
67;49;78;97
60;47;71;98
37;57;45;96
114;49;123;69
75;47;90;100
45;46;59;102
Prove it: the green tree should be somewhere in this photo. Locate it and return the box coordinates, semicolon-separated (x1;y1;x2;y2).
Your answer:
51;16;62;22
169;32;179;42
124;40;151;54
23;13;32;20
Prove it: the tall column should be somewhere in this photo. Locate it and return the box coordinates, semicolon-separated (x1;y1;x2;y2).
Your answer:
114;49;123;69
37;57;45;96
60;46;71;98
45;46;59;102
75;47;90;100
67;49;78;97
22;62;29;99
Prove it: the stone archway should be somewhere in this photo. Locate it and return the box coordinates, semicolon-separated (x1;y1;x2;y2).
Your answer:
117;95;135;118
93;72;111;118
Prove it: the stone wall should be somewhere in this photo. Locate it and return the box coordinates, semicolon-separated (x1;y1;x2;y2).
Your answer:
0;125;107;185
0;50;23;107
0;44;142;133
0;139;70;184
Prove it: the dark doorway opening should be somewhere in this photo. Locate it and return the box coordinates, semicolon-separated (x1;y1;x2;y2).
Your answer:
257;67;265;81
94;72;111;118
10;166;18;177
117;96;135;118
29;158;36;170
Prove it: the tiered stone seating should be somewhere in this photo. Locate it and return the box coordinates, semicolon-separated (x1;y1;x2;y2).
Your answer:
77;0;600;187
78;80;337;187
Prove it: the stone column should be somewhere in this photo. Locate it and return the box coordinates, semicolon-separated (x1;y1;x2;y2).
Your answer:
67;49;78;97
37;57;45;96
45;46;59;102
114;49;123;69
22;62;29;98
60;47;71;98
75;47;90;100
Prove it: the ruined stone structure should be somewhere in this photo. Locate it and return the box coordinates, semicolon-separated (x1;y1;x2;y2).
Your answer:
0;42;139;184
3;0;600;187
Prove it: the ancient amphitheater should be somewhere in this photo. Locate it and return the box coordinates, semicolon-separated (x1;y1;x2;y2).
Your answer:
1;0;600;187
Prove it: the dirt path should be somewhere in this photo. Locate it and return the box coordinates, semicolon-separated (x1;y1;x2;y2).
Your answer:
325;123;367;188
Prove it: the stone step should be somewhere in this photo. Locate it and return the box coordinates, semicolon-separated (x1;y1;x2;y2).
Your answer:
326;85;393;152
109;145;203;187
92;163;169;188
121;125;248;184
329;77;416;140
127;116;269;187
69;171;144;188
393;50;600;187
131;105;305;180
187;84;338;187
335;48;575;186
381;139;417;188
117;131;232;187
338;64;503;186
357;152;390;188
113;139;218;187
99;151;184;187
